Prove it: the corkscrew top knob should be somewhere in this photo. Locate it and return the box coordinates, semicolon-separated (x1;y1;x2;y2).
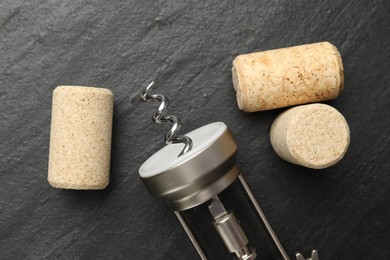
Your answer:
139;122;239;211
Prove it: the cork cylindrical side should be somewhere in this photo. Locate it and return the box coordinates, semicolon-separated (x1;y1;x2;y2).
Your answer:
232;42;344;112
270;103;350;169
48;86;114;189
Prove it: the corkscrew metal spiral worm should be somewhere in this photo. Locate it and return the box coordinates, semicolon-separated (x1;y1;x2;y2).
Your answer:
140;80;193;157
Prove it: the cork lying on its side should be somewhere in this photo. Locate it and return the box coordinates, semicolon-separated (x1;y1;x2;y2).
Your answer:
270;103;350;169
48;86;114;189
232;42;344;112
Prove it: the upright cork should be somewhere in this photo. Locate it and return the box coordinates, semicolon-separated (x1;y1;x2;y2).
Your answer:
48;86;114;189
270;103;350;169
232;42;344;112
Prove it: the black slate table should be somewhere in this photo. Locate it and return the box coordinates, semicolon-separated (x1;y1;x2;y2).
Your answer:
1;1;389;259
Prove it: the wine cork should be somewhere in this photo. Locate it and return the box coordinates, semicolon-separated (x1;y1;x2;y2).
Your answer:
270;103;350;169
232;42;344;112
48;86;114;189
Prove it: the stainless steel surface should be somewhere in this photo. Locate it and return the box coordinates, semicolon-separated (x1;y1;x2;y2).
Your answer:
140;124;239;211
237;174;291;260
296;250;319;260
238;174;320;260
238;174;319;260
140;117;320;259
208;196;228;220
209;196;256;260
139;79;193;156
174;211;208;260
235;247;257;260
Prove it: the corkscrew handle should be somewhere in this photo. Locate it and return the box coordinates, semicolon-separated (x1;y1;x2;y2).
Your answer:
140;80;193;156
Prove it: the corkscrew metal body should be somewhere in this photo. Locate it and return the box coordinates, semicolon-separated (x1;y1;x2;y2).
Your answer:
138;81;319;260
140;79;192;156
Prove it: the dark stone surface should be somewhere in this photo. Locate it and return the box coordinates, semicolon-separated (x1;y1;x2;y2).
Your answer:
1;0;389;259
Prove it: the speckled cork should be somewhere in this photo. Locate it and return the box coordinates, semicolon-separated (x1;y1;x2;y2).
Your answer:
48;86;114;189
232;42;344;112
270;103;350;169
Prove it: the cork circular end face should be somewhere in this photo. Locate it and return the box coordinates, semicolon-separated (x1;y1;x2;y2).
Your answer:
231;64;243;110
286;104;350;169
325;42;345;93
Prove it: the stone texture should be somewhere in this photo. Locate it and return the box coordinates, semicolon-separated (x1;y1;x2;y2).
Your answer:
270;104;350;169
48;86;114;189
232;42;344;112
0;1;389;260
